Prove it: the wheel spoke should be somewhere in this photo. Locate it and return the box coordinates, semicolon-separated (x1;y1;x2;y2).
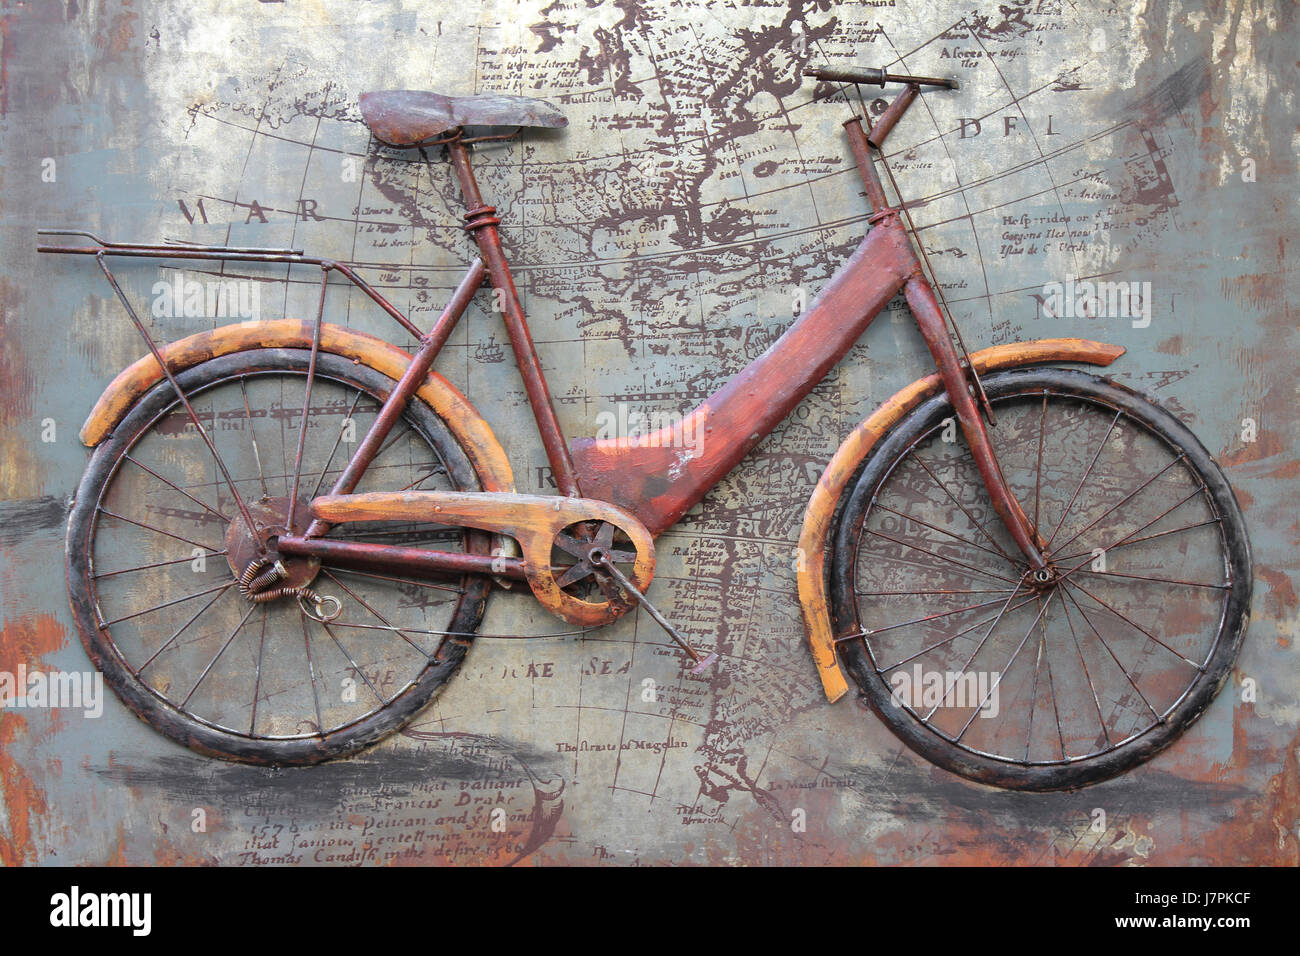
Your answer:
1075;483;1204;565
96;506;223;554
1064;578;1204;669
102;579;235;627
1072;567;1227;591
921;582;1026;721
863;526;1020;585
94;550;228;580
327;566;465;595
124;453;229;522
1050;453;1186;557
137;582;236;674
836;594;1017;643
371;424;415;464
396;464;449;492
841;377;1248;783
1059;583;1163;720
1044;409;1122;550
309;390;367;500
1022;597;1047;762
321;620;389;706
320;569;432;657
300;612;326;736
249;606;268;735
240;376;270;499
874;502;1016;566
181;602;257;707
955;589;1055;741
1055;518;1221;565
875;593;1039;671
77;359;488;759
1057;590;1111;747
1041;621;1068;762
857;588;1010;597
912;455;1018;565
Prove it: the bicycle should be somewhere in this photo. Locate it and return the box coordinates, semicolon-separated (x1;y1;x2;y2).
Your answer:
40;65;1251;790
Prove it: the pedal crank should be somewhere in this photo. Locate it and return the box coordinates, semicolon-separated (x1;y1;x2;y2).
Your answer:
590;551;718;674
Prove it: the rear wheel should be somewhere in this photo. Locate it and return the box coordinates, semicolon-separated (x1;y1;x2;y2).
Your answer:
67;349;494;765
830;368;1251;790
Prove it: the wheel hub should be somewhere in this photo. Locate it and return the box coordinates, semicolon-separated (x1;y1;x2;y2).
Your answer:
224;496;321;593
1027;564;1059;591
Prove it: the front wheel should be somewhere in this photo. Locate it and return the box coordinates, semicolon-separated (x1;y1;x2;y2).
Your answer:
67;348;494;765
830;368;1251;791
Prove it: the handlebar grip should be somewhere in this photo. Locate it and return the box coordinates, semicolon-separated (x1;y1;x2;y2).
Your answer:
805;65;889;86
802;65;959;90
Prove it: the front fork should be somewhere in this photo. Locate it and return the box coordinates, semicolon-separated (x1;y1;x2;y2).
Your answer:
843;112;1047;571
904;275;1048;570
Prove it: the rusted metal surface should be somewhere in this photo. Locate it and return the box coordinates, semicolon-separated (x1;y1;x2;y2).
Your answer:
359;90;568;147
277;534;528;582
1;0;1294;866
903;273;1048;567
37;231;430;340
843;116;891;216
804;65;959;90
828;365;1251;790
32;38;1265;794
866;83;920;150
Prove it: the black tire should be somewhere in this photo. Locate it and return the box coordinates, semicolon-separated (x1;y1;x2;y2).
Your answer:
67;349;493;765
830;368;1251;791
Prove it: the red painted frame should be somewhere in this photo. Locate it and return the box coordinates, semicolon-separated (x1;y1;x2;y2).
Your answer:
285;85;1047;574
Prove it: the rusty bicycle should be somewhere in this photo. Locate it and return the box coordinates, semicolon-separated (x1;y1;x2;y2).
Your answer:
42;65;1251;790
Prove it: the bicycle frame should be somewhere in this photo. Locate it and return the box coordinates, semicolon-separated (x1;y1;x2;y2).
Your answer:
44;84;1055;592
291;100;1049;569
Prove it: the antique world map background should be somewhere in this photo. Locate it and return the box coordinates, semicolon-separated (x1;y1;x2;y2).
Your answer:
0;0;1296;865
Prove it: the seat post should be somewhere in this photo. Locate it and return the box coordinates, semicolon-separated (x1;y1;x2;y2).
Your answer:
444;137;583;498
446;137;490;215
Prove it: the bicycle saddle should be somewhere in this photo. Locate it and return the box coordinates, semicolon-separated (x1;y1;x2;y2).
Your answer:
359;90;567;146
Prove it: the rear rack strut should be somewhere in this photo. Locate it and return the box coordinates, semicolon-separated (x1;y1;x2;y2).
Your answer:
36;228;434;341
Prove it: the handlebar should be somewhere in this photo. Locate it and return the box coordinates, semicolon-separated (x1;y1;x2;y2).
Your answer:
802;65;958;90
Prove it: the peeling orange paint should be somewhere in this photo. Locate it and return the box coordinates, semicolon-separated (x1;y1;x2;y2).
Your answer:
0;613;66;866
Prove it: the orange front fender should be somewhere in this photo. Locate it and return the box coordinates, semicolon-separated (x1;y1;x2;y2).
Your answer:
79;319;515;494
798;338;1125;702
